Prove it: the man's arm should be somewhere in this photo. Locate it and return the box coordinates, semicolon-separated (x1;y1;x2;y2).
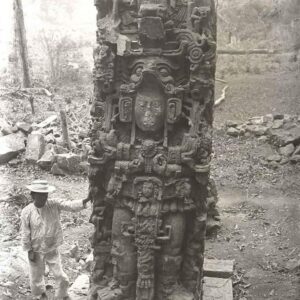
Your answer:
20;210;32;252
51;198;90;212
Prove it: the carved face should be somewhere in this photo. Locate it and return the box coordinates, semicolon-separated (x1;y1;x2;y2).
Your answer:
135;82;165;132
142;182;154;198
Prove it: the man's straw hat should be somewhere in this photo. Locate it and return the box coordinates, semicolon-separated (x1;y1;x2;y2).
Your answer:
26;180;56;193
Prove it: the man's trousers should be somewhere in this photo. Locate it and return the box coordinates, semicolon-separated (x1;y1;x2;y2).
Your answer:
28;249;69;299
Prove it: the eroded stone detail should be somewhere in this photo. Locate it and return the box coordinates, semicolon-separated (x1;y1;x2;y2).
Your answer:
88;1;217;299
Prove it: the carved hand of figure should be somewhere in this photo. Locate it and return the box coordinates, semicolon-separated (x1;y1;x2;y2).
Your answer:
153;154;167;174
129;158;144;172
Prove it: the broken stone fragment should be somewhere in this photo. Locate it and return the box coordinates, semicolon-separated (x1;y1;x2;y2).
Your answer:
245;125;267;136
0;132;26;164
266;154;281;162
34;115;58;129
272;119;284;129
51;163;65;176
290;155;300;164
227;127;239;137
54;153;83;174
16;122;32;134
279;143;295;157
25;134;45;163
38;148;55;170
293;145;300;156
225;120;239;128
268;126;300;146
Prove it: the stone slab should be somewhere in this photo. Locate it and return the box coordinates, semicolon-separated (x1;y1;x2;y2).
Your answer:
25;133;45;163
203;277;233;300
0;132;26;164
204;259;234;278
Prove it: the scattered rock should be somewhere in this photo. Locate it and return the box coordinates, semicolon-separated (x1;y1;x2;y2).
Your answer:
245;125;267;136
51;163;65;176
25;134;46;163
285;259;300;271
294;145;300;156
0;132;26;164
279;143;295;157
16;122;32;134
53;145;69;154
269;126;300;147
225;120;239;128
8;158;22;167
227;127;239;137
34;115;58;129
55;153;83;174
290;155;300;164
38;148;56;170
272;119;284;129
266;154;281;162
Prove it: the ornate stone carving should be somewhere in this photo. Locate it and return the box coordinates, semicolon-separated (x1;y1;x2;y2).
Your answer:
89;0;217;299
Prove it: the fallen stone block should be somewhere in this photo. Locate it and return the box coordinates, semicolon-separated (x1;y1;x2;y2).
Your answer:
55;153;83;174
25;134;45;163
279;143;295;157
204;259;234;278
16;122;32;134
38;149;55;170
0;132;26;164
268;126;300;147
51;163;66;176
290;155;300;164
34;115;57;129
203;277;233;300
226;127;239;137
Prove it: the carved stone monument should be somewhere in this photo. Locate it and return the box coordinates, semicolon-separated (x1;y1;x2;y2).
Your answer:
88;1;217;299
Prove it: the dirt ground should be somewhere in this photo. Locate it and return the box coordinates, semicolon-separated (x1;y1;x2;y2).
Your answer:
0;70;300;300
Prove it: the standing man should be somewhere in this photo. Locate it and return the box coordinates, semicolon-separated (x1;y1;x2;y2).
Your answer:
20;180;90;300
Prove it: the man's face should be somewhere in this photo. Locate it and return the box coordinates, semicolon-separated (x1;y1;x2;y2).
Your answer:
32;192;48;208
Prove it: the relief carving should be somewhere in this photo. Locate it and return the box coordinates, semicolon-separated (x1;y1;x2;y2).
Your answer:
89;0;217;299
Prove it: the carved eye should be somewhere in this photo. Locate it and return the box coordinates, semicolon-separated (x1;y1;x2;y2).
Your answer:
159;67;169;77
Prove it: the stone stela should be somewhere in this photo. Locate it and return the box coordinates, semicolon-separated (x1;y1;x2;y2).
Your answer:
88;0;217;299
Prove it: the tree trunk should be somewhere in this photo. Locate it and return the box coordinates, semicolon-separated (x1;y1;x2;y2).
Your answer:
13;0;31;88
60;110;71;149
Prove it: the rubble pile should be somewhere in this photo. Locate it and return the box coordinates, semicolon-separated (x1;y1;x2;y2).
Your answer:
226;114;300;165
0;114;91;175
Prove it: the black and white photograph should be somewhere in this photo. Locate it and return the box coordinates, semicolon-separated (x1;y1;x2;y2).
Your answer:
0;1;299;299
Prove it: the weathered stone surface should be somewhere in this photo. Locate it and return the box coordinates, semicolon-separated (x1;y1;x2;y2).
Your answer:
33;115;57;129
203;277;233;300
25;134;45;163
16;122;32;134
55;153;83;174
290;155;300;163
69;274;89;299
0;132;26;164
203;259;234;278
225;120;239;128
53;145;69;154
89;1;217;299
227;127;239;137
268;126;300;146
38;148;55;170
294;145;300;156
279;143;295;157
51;163;65;176
272;119;284;129
266;154;281;162
245;124;267;136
